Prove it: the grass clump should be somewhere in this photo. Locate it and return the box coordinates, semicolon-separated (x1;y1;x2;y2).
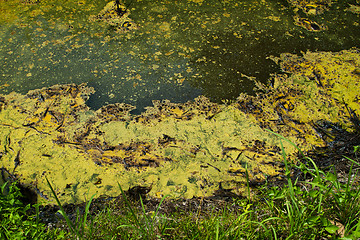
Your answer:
260;155;359;239
0;180;66;239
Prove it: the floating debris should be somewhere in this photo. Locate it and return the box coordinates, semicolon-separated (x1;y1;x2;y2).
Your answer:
293;15;327;31
287;0;333;15
89;1;138;33
346;4;360;15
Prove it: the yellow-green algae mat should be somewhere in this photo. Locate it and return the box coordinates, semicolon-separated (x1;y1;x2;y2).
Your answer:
1;48;360;204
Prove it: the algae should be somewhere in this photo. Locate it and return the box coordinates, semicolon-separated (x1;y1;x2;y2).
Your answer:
88;1;138;33
1;49;359;204
287;0;333;15
0;0;359;204
236;48;360;148
0;83;289;204
1;0;359;111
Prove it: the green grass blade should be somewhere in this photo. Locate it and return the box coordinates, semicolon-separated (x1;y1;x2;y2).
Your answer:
35;203;40;226
83;193;96;233
117;183;145;236
45;176;80;237
265;129;306;157
344;156;360;167
139;195;151;234
150;194;167;228
245;163;251;200
215;218;219;240
345;163;354;193
270;225;278;240
304;157;321;178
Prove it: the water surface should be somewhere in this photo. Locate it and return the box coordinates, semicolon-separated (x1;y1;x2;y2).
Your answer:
1;0;359;112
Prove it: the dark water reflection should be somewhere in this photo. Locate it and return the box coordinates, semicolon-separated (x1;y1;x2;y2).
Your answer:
0;0;359;113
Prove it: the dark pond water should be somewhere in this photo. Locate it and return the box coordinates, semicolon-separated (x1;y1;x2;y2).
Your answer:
1;0;359;113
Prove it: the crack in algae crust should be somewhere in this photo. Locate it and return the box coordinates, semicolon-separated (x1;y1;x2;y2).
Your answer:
1;48;359;204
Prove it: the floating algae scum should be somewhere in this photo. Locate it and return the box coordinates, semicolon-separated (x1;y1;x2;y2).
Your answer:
1;0;359;109
0;0;359;204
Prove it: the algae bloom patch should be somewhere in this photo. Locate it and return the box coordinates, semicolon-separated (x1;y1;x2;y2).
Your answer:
0;83;287;204
1;48;359;204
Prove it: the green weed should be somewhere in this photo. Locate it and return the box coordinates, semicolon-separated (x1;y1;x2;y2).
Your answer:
0;181;65;239
262;130;360;239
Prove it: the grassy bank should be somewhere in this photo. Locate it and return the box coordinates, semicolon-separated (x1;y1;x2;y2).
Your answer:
1;143;360;240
